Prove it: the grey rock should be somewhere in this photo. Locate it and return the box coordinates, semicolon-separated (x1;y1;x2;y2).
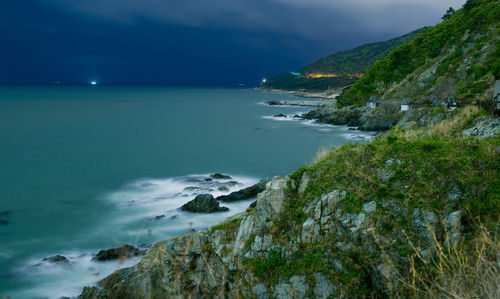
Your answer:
377;159;401;183
181;194;229;213
302;218;320;243
43;255;70;264
313;273;335;299
413;208;439;242
298;173;311;194
374;262;399;293
216;179;269;202
463;118;500;139
93;245;144;261
274;275;308;299
446;211;463;247
253;283;270;299
234;177;289;254
363;201;377;214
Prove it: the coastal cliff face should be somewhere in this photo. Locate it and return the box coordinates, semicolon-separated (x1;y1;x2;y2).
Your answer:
80;107;500;298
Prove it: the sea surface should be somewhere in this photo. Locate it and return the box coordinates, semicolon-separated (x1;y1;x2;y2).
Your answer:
0;86;373;298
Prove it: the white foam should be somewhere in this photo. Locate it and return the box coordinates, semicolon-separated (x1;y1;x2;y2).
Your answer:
11;251;141;299
342;133;375;141
9;173;260;299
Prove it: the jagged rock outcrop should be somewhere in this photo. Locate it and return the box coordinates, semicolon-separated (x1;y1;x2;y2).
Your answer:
93;245;145;261
43;255;70;264
303;104;402;131
80;174;466;298
463;117;500;139
216;179;269;202
181;194;229;213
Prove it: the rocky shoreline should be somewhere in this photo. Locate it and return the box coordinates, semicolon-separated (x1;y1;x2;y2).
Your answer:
301;104;457;132
256;87;340;100
76;108;500;298
266;99;332;108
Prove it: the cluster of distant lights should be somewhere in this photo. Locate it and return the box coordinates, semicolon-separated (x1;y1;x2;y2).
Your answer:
90;81;97;85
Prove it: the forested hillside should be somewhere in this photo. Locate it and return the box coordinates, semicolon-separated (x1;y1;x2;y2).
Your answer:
338;0;500;108
258;30;421;92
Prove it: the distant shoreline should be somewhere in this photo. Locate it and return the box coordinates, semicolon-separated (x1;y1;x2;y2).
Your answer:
255;87;339;100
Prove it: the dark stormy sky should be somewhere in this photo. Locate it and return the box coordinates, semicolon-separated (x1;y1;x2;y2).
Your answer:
0;0;465;85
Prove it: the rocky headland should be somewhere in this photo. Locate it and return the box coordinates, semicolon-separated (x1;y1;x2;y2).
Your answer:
79;106;500;298
302;104;463;132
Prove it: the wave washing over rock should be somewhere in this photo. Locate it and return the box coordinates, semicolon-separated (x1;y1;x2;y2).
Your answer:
79;107;500;298
80;176;465;298
6;174;259;299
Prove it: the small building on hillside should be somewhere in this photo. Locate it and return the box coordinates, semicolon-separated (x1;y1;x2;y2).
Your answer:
494;80;500;111
366;96;419;111
366;96;377;108
401;98;411;111
446;97;458;110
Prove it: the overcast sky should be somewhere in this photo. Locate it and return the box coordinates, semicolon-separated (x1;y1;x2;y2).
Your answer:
0;0;465;85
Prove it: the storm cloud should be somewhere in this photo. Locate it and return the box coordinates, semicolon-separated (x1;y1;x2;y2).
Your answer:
1;0;465;84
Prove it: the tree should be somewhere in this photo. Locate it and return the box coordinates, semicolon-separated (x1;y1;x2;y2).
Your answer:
463;0;478;11
442;7;455;20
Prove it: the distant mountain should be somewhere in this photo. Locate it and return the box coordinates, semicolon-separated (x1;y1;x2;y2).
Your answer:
338;0;500;108
258;29;422;92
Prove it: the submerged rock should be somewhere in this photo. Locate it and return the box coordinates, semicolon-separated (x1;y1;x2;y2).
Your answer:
274;114;287;118
210;173;231;179
154;215;165;221
216;179;269;202
0;219;9;225
181;194;229;213
183;186;214;193
218;186;229;192
0;210;12;216
43;255;70;264
93;245;144;261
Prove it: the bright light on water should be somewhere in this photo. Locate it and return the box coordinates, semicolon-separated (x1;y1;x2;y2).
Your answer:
90;81;97;85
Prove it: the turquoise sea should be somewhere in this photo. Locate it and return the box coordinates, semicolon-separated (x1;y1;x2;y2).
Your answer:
0;86;373;298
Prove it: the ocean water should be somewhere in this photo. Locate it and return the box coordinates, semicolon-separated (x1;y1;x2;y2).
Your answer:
0;86;373;298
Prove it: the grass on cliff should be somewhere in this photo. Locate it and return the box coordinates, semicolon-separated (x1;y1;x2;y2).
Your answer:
244;106;499;297
402;224;500;298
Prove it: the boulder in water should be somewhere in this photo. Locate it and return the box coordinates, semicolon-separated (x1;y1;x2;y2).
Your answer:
181;194;229;213
154;215;165;221
43;255;70;264
216;179;269;202
210;173;232;179
93;245;144;261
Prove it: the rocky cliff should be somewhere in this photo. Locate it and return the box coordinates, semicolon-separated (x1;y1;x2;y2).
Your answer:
80;107;500;298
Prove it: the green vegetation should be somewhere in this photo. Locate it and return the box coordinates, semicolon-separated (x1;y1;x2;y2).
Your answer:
208;217;242;234
300;30;421;75
244;106;500;296
338;0;500;107
258;29;421;92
